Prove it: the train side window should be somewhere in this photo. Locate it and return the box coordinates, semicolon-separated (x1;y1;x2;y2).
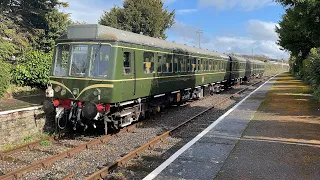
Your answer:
192;58;197;71
164;54;172;73
209;60;213;71
187;57;191;72
143;52;154;74
173;55;179;72
217;61;220;71
221;61;224;71
123;52;131;75
158;55;163;73
181;56;186;72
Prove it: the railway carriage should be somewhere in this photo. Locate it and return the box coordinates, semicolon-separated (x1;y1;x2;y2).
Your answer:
250;59;265;78
43;24;265;134
229;56;247;83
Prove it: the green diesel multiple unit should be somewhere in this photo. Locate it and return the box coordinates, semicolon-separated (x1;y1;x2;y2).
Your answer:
43;24;265;134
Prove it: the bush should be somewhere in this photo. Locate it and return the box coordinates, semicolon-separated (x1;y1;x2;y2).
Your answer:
301;48;320;101
0;60;11;97
11;51;52;89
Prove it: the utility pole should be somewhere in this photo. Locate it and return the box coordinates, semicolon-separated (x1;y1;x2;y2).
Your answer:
196;29;203;48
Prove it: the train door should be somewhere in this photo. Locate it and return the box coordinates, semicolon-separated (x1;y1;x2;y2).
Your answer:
121;48;136;100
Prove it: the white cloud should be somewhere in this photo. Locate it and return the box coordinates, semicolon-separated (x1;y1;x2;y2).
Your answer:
167;19;288;59
168;21;211;44
246;20;279;41
61;0;123;23
176;9;198;14
198;0;276;11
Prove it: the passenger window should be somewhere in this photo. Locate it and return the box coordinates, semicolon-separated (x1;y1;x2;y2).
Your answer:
187;57;191;72
158;56;163;73
143;52;155;74
123;52;130;75
181;56;186;72
201;59;204;71
164;54;172;73
192;58;197;71
173;55;179;72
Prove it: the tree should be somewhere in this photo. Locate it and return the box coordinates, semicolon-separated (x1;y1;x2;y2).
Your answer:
0;0;71;57
276;0;320;72
99;0;175;39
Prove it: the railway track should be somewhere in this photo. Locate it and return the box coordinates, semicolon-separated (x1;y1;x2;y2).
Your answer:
0;126;136;180
85;79;265;180
0;77;267;180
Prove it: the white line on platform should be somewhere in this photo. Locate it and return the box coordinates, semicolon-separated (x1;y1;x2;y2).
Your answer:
0;106;42;116
143;75;277;180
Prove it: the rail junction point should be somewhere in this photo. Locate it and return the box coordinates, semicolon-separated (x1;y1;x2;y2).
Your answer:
144;73;320;180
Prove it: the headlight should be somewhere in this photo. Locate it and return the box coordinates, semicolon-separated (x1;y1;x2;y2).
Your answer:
72;88;79;95
54;86;61;92
93;88;101;96
46;86;54;97
61;89;67;96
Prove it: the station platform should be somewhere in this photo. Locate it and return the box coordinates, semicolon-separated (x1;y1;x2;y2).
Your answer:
144;73;320;180
0;94;43;112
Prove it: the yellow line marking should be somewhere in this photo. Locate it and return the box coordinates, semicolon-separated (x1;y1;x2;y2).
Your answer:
50;72;228;82
50;80;74;98
76;84;114;99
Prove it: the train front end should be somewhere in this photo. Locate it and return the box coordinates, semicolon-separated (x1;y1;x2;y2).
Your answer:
43;27;116;133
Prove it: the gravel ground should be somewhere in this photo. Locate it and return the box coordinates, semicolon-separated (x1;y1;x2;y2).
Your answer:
0;78;266;179
0;137;93;175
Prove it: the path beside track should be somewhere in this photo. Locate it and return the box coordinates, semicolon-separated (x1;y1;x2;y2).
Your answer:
145;73;320;180
215;73;320;180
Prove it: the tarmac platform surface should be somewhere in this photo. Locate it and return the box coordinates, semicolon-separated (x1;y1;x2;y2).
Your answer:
144;73;320;180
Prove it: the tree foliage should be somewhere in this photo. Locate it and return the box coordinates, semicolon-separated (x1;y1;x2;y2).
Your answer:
276;0;320;70
0;0;71;59
0;60;11;97
99;0;175;39
0;0;71;93
276;0;320;100
11;50;52;88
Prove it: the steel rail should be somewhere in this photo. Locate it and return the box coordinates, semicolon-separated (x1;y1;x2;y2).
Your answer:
0;133;66;159
0;125;136;180
85;80;263;180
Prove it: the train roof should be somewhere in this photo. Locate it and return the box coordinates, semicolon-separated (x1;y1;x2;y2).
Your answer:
65;24;230;59
229;55;247;62
249;59;265;64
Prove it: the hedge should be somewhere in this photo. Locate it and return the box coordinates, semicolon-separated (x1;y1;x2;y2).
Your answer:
11;51;52;89
0;60;11;97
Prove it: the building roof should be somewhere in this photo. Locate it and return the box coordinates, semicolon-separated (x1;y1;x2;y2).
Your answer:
66;24;229;59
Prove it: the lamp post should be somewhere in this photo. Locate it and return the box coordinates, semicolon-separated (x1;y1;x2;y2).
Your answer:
196;29;203;48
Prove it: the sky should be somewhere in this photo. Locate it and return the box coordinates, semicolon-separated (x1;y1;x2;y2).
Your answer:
60;0;288;59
